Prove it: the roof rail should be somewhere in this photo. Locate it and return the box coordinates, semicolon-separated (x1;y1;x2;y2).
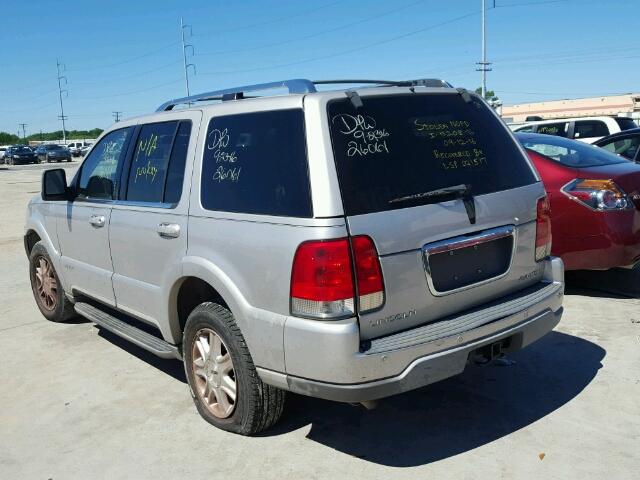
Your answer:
313;78;452;88
156;79;317;111
156;78;452;111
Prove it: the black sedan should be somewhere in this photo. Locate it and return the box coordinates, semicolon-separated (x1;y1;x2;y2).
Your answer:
4;145;38;165
594;127;640;163
35;144;72;163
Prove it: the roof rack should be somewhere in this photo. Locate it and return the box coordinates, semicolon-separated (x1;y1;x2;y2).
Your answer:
156;78;451;111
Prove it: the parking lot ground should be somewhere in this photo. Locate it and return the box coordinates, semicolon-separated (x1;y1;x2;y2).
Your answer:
0;164;639;479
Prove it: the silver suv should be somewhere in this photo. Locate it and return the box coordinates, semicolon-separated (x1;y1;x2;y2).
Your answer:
25;79;564;435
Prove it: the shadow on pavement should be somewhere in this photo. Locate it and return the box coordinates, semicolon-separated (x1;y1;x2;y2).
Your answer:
268;331;604;466
565;268;640;298
94;325;604;467
97;328;187;384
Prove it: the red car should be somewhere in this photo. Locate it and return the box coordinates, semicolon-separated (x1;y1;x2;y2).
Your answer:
517;132;640;271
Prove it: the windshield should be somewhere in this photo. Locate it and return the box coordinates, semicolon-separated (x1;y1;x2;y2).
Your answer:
517;133;627;168
327;93;537;215
15;146;31;152
46;145;63;150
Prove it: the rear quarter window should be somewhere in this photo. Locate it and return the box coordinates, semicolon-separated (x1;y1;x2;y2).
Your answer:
327;93;537;215
200;109;312;217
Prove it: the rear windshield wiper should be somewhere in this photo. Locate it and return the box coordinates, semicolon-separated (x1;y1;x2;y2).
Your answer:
388;184;471;205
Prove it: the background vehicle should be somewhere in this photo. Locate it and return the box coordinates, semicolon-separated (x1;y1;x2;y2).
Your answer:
35;144;71;162
66;141;92;157
4;145;38;165
512;116;637;143
594;127;640;162
0;146;8;161
25;79;564;435
517;132;640;270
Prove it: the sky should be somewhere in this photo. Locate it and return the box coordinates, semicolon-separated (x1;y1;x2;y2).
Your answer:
1;0;639;136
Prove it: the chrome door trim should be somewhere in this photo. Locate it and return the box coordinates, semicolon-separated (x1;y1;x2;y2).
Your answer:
422;225;516;297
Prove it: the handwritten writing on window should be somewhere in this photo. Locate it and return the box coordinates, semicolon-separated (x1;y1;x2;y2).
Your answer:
331;114;391;158
413;119;487;171
207;128;241;183
134;133;159;183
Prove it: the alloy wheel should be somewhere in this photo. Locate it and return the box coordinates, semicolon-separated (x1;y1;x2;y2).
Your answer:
34;256;57;311
191;328;237;419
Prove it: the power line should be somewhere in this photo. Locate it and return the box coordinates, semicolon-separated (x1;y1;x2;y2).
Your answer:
199;10;479;76
66;41;180;72
195;0;345;37
197;0;430;57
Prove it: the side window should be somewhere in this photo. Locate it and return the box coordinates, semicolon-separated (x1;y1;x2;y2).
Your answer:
600;136;640;160
574;120;609;139
200;109;312;217
536;122;568;137
515;125;534;133
125;121;178;203
78;127;132;200
164;121;192;204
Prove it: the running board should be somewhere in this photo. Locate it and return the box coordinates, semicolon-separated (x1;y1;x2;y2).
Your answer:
74;302;182;360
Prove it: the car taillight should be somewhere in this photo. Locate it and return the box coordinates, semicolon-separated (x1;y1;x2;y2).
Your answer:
561;179;633;211
352;236;385;312
535;196;552;262
290;236;384;319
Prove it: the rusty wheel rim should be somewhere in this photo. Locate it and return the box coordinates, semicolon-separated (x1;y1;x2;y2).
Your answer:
34;256;57;311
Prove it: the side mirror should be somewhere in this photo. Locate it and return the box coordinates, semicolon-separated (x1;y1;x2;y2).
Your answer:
42;168;71;201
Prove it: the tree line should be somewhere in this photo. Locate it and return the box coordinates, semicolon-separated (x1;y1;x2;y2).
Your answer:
0;128;104;145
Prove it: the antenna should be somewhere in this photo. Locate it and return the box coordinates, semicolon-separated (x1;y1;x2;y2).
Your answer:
180;18;196;101
56;59;69;143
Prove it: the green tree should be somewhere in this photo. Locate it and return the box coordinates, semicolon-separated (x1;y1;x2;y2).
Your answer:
0;132;20;144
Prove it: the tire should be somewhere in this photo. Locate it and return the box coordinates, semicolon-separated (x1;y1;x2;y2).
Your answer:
183;303;285;435
29;242;76;322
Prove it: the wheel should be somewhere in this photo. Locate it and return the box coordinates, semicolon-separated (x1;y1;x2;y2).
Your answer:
29;242;76;322
7;157;13;166
183;303;285;435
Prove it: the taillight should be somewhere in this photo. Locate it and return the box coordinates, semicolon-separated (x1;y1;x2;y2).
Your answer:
352;236;385;312
535;196;552;262
561;179;633;211
290;236;384;319
291;239;355;318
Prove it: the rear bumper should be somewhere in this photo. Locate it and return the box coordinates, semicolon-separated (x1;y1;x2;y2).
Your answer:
262;257;564;402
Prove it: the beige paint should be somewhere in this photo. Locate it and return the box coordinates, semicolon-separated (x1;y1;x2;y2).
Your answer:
502;93;640;122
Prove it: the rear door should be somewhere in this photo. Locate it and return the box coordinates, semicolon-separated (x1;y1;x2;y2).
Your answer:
57;127;134;305
109;113;200;329
326;92;546;339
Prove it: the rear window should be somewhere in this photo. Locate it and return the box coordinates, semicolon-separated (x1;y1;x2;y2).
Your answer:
573;120;609;139
536;122;569;137
200;109;312;217
327;94;536;215
614;117;638;131
518;133;626;168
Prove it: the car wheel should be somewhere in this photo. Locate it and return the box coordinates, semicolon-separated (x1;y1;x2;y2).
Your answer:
183;302;285;435
8;157;13;166
29;242;76;322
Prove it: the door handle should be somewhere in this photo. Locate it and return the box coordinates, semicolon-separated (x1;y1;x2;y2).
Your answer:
89;215;106;228
157;223;180;239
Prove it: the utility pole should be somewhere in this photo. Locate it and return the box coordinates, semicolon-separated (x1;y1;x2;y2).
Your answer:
112;111;122;122
19;123;27;142
180;17;196;99
476;0;493;99
56;59;68;144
